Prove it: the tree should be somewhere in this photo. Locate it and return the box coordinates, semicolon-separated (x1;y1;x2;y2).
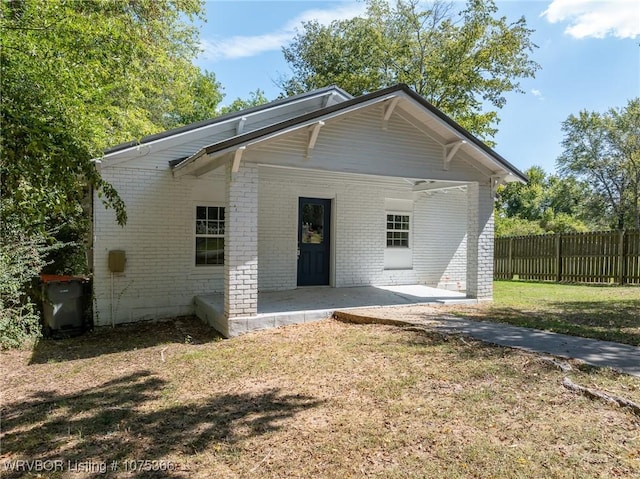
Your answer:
281;0;540;139
608;99;640;229
497;166;547;220
495;166;591;236
0;0;222;346
557;99;640;230
157;70;224;129
1;0;224;228
219;89;270;115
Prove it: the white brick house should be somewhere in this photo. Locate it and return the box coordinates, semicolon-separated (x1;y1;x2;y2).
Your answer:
93;84;526;336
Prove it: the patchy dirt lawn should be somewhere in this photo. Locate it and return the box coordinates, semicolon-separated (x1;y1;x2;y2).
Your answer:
2;317;639;478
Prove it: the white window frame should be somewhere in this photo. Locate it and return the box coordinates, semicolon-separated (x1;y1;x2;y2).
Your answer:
386;212;411;248
384;211;413;270
195;205;225;267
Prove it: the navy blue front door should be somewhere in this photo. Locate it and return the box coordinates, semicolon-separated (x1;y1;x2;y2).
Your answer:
298;198;331;286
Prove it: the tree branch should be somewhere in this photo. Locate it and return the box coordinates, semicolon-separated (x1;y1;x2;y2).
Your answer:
562;377;640;417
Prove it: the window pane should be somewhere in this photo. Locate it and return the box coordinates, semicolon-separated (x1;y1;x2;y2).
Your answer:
301;204;324;244
206;238;224;265
195;237;207;265
195;206;225;265
207;221;219;235
386;230;409;247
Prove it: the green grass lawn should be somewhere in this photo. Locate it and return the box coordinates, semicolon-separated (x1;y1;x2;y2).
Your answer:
454;281;640;346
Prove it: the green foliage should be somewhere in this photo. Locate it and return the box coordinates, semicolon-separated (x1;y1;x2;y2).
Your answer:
0;227;50;349
1;0;217;231
158;70;223;129
495;166;591;236
1;0;223;346
281;0;540;139
494;216;544;237
539;210;590;234
557;98;640;230
219;89;270;115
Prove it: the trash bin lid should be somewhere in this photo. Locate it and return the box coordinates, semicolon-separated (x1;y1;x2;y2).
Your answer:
40;274;89;283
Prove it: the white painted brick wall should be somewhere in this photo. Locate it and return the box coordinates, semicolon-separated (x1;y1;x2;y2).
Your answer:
413;188;467;290
257;168;468;291
258;170;390;289
93;166;225;326
224;163;258;318
466;182;494;299
95;164;477;327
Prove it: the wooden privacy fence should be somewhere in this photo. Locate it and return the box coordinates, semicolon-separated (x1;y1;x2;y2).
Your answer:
495;230;640;285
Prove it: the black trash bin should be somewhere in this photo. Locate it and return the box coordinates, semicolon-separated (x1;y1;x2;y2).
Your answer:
41;275;89;335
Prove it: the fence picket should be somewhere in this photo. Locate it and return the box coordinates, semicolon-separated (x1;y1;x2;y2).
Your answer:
494;230;640;285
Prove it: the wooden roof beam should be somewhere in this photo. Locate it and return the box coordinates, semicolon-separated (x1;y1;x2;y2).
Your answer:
232;146;246;173
382;97;400;130
443;140;466;170
323;91;338;107
236;116;247;135
305;121;325;159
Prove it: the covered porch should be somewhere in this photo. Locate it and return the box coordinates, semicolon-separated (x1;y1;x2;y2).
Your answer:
195;284;476;337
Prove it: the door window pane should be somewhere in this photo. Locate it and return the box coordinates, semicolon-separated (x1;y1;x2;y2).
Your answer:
301;204;324;244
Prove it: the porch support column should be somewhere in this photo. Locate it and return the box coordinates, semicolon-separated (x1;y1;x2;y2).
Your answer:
224;162;258;320
466;182;494;300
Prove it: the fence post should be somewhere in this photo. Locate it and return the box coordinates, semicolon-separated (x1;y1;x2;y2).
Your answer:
508;237;514;279
618;230;626;285
555;233;562;283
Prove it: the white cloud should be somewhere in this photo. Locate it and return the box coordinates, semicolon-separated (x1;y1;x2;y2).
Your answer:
200;3;367;61
542;0;640;39
531;88;544;100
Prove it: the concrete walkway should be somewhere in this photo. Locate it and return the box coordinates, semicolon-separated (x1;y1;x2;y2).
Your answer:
335;309;640;377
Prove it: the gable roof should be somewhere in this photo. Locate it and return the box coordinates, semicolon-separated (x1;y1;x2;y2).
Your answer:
103;85;353;157
172;84;527;183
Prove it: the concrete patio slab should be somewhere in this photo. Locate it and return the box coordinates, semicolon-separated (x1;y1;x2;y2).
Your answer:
195;285;475;337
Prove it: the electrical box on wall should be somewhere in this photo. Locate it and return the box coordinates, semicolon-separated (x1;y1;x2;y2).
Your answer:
108;250;126;273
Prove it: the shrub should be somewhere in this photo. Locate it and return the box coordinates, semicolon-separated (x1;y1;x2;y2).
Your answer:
0;228;48;349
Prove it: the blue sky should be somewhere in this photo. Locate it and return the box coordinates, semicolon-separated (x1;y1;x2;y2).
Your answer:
195;0;640;175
